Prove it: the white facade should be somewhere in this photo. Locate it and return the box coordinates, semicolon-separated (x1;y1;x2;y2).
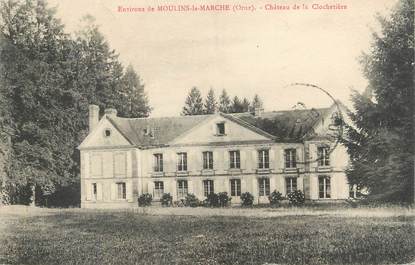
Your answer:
78;105;351;208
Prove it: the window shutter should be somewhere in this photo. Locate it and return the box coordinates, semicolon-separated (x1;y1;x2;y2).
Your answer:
97;183;103;201
224;150;229;169
295;148;300;164
84;153;90;179
241;178;247;194
281;148;286;169
126;151;132;178
110;183;116;200
252;150;257;169
126;181;133;202
86;181;91;201
147;181;155;197
187;180;193;194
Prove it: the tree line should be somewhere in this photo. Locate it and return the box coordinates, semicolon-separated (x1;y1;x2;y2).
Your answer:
0;0;151;206
182;87;263;115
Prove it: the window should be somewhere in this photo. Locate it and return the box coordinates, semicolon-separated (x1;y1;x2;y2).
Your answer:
92;183;97;200
177;152;187;171
117;182;126;200
153;153;163;172
319;176;331;199
229;150;240;169
203;180;214;196
284;149;297;168
230;179;241;197
258;150;270;169
258;178;270;196
285;177;297;194
216;122;225;135
177;180;188;198
203;151;214;170
104;129;111;137
317;146;330;166
90;154;103;177
154;181;164;199
114;153;126;177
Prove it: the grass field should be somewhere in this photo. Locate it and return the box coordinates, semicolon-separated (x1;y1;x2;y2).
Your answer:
0;206;414;265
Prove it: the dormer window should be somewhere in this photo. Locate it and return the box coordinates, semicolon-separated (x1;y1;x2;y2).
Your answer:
104;129;111;137
216;122;225;136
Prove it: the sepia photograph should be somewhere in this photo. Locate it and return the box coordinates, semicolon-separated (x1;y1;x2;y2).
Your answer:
0;0;414;264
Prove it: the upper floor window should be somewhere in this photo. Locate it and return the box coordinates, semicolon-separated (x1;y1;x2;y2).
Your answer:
229;150;240;169
285;177;297;194
258;150;270;169
216;122;225;135
203;151;214;170
154;181;164;199
317;146;330;167
116;182;126;200
258;178;270;196
284;148;297;168
318;176;331;199
230;179;241;197
203;180;214;196
177;152;187;171
104;128;111;137
153;153;163;172
113;153;126;177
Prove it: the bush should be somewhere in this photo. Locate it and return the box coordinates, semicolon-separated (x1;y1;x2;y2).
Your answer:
240;192;254;207
161;193;173;207
205;193;219;207
268;190;284;207
138;193;152;207
184;193;200;207
287;190;305;206
218;192;232;207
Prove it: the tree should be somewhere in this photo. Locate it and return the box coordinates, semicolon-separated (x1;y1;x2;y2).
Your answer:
342;0;414;203
241;98;250;112
250;94;263;112
230;96;244;113
204;88;217;114
218;89;231;113
182;87;204;115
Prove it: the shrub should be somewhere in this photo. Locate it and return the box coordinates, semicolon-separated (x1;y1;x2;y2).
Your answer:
184;193;200;207
268;190;284;206
205;193;220;207
218;192;232;207
287;190;305;206
240;192;254;207
161;193;173;207
138;193;152;207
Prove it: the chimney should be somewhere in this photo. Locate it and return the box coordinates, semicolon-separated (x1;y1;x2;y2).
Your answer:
89;104;99;132
104;108;117;119
254;107;264;117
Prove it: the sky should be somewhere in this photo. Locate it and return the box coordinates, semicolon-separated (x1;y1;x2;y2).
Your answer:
47;0;398;117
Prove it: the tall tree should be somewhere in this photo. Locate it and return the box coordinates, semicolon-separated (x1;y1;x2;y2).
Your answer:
182;87;204;115
204;88;217;114
250;94;263;112
218;89;231;113
241;98;250;112
119;65;151;118
230;96;244;113
342;0;414;203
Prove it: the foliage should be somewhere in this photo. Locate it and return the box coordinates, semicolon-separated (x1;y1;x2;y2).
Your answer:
217;192;231;207
204;88;217;114
161;193;173;207
218;89;231;113
205;193;219;207
0;0;151;206
342;0;414;203
137;193;152;207
268;190;284;206
182;87;204;115
287;190;305;206
184;193;200;207
250;94;263;112
240;192;254;207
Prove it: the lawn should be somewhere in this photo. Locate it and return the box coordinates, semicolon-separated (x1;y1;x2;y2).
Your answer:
0;206;414;265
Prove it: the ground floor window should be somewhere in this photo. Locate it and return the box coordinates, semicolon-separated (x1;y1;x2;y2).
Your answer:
318;176;331;199
91;183;97;200
258;178;270;196
117;182;126;200
203;180;214;197
154;181;164;199
230;179;241;197
177;180;188;198
285;177;297;194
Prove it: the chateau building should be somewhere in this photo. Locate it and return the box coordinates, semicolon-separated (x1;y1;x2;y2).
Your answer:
78;103;351;208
